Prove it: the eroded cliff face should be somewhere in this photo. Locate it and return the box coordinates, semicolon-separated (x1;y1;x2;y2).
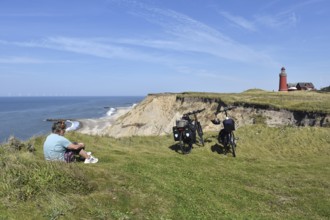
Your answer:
104;94;330;138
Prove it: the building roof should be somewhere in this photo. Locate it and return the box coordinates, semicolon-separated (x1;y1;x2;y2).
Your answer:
296;82;315;90
296;82;315;87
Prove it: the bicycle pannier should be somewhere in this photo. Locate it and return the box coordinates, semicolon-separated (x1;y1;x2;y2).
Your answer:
172;126;181;141
184;127;193;141
223;118;235;132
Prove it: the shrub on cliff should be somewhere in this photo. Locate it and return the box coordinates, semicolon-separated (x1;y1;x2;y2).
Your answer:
320;85;330;92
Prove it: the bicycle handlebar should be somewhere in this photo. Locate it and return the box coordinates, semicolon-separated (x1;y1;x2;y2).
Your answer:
215;106;237;115
183;108;205;116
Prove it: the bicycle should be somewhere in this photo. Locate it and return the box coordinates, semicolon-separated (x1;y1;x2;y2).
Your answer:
211;106;237;157
172;108;205;154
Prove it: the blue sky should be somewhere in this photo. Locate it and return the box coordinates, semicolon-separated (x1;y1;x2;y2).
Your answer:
0;0;329;96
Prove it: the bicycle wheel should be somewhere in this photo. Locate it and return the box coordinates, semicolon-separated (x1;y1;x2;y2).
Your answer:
229;132;236;157
196;122;204;146
179;133;192;154
222;134;229;155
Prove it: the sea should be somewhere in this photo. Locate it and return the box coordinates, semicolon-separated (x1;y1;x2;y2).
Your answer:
0;96;144;143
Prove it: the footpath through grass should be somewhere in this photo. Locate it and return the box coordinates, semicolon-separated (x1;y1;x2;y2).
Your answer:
0;125;329;219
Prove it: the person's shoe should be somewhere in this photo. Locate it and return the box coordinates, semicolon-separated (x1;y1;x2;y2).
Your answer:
84;156;98;164
87;152;92;156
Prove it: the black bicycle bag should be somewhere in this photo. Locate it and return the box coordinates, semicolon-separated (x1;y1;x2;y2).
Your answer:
223;118;235;132
172;126;180;141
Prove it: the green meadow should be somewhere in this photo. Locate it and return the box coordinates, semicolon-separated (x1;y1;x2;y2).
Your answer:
1;125;329;220
1;90;329;219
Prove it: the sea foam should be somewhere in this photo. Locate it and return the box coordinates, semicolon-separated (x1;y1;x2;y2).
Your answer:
106;107;117;116
66;120;80;131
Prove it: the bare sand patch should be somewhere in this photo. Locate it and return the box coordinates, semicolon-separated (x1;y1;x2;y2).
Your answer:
77;107;131;135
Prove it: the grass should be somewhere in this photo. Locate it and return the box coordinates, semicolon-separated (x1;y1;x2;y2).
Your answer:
177;90;330;114
1;125;329;219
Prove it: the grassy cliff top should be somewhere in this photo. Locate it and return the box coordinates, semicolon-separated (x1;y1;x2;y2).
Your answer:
1;126;329;219
176;89;330;114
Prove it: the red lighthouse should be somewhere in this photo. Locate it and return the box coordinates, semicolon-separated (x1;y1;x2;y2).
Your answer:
279;67;288;91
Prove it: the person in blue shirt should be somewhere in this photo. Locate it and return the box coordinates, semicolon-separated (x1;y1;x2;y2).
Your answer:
43;121;98;164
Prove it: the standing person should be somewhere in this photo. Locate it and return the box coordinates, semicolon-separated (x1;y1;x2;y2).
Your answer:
43;121;98;164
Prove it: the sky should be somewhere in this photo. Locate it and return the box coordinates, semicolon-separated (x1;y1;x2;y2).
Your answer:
0;0;329;96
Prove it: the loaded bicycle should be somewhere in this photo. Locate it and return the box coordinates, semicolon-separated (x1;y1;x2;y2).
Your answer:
211;106;237;157
172;108;205;154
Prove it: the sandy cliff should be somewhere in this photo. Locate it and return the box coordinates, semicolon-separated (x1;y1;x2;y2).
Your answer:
77;93;329;138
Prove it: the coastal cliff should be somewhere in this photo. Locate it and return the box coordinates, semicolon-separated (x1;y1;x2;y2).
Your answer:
100;93;330;138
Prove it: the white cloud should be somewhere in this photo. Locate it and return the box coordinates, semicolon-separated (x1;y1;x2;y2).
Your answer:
0;56;59;64
255;11;297;29
118;3;279;67
0;1;280;68
219;11;257;32
254;0;325;29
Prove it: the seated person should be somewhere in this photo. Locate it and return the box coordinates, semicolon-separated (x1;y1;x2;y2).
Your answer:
43;121;98;164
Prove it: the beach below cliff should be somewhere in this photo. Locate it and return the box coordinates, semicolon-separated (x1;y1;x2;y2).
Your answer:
77;107;132;135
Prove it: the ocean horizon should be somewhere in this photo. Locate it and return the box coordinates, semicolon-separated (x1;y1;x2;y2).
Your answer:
0;96;144;142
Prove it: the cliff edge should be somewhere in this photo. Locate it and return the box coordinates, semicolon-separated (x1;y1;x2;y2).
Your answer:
96;93;330;138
